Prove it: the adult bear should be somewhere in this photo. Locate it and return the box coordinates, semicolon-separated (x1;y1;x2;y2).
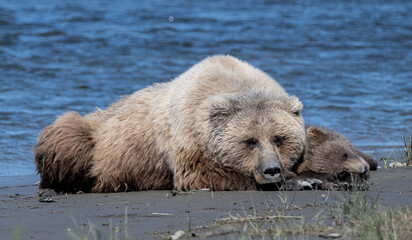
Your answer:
34;55;305;193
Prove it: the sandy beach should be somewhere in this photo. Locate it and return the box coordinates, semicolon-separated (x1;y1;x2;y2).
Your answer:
0;166;411;239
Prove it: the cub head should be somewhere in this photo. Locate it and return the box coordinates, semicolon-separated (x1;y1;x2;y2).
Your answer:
302;126;375;182
208;91;305;184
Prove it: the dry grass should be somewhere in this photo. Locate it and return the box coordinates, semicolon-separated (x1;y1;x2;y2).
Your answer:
213;191;412;240
332;191;412;240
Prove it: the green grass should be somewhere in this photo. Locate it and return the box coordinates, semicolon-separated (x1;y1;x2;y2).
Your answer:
403;127;412;166
332;191;412;239
11;226;23;240
380;127;412;168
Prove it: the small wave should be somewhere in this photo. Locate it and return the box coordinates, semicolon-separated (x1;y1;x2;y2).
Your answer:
58;36;90;44
318;105;351;111
38;30;66;37
0;19;10;26
0;62;26;71
74;84;91;90
67;16;103;22
0;8;14;26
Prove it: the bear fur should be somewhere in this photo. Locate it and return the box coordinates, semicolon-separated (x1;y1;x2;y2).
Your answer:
34;55;306;193
295;126;377;185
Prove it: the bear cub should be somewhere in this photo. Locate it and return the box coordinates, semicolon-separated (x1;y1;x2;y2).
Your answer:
295;125;378;189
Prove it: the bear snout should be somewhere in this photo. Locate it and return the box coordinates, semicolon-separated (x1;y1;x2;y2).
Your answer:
359;164;370;180
262;162;282;182
359;165;367;174
263;165;281;176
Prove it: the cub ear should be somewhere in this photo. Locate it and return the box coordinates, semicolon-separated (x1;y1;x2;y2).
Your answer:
209;95;233;122
306;125;329;145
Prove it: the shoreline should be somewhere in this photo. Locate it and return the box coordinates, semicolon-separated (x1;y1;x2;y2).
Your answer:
0;174;39;188
1;167;411;239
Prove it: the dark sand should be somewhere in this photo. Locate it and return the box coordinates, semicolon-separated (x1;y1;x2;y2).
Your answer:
1;167;411;240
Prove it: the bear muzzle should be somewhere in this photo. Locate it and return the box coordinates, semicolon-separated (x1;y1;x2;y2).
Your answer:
350;158;370;180
358;164;369;180
337;158;370;181
261;162;283;183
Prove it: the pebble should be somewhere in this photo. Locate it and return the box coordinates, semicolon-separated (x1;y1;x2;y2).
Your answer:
319;233;341;238
39;197;55;203
170;230;185;240
152;212;173;216
389;162;406;167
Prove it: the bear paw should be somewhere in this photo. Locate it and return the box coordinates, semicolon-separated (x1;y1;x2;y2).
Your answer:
280;178;323;191
38;188;57;198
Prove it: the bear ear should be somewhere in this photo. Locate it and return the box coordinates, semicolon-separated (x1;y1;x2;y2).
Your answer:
209;95;234;122
288;96;303;116
306;126;329;145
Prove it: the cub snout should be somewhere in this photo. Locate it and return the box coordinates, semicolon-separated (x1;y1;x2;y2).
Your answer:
358;164;370;180
359;164;367;174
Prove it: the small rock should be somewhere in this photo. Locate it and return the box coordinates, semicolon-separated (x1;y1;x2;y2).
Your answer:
389;162;406;168
200;226;236;238
170;230;185;240
39;197;55;203
152;212;173;216
319;233;341;238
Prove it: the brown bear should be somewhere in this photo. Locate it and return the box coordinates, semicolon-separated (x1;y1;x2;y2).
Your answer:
34;55;306;193
295;125;378;189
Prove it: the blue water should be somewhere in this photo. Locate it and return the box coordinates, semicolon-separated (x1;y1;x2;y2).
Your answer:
1;0;411;177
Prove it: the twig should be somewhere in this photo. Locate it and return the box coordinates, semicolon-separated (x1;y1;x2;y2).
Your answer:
216;214;302;223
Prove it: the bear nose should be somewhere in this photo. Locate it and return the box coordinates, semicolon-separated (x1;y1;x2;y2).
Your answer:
359;165;367;174
263;166;282;176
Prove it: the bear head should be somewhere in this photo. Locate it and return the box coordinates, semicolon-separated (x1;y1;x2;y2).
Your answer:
207;91;305;184
301;126;374;182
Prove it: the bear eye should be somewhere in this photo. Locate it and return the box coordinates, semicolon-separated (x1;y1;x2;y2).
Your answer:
342;153;348;161
273;136;285;147
293;111;300;116
245;138;258;150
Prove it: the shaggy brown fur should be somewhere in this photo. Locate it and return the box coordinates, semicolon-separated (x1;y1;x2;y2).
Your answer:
34;112;96;193
296;126;377;184
34;55;306;193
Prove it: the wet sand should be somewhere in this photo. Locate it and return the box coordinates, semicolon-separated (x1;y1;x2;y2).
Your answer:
1;167;411;240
